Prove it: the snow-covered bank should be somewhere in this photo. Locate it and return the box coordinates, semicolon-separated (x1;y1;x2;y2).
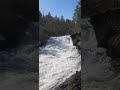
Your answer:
39;35;81;90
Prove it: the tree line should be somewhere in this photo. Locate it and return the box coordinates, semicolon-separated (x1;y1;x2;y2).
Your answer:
39;12;75;37
39;0;80;46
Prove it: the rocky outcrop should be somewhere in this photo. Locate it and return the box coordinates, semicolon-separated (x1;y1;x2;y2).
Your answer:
0;22;39;89
88;11;120;73
82;1;120;61
71;33;81;51
0;45;38;73
55;71;81;90
0;22;39;73
81;19;120;90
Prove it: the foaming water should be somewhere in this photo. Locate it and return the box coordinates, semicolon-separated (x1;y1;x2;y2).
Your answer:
39;35;81;90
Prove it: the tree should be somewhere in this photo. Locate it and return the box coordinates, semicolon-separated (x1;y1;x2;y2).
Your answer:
73;0;81;33
47;12;52;19
39;11;75;37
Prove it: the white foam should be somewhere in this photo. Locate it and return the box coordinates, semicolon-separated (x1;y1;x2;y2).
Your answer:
39;35;81;90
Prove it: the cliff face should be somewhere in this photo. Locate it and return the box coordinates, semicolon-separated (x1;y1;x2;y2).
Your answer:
0;23;39;72
71;33;81;51
81;19;120;90
0;23;39;90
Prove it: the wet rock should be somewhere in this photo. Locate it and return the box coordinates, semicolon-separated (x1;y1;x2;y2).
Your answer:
55;71;81;90
71;33;81;53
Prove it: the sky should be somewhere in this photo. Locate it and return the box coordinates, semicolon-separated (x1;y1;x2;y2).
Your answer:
39;0;79;20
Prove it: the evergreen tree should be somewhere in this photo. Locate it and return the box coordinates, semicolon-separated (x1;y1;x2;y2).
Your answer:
39;11;75;37
73;0;81;33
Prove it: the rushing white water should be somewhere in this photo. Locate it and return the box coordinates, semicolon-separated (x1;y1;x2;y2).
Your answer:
39;35;81;90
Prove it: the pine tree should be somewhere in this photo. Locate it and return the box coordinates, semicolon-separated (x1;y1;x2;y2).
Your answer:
73;0;81;33
39;11;75;37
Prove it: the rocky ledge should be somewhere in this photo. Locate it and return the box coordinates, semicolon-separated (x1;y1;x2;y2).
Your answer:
55;71;81;90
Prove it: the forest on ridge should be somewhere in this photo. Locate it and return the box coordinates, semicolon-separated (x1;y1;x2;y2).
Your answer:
39;0;80;46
